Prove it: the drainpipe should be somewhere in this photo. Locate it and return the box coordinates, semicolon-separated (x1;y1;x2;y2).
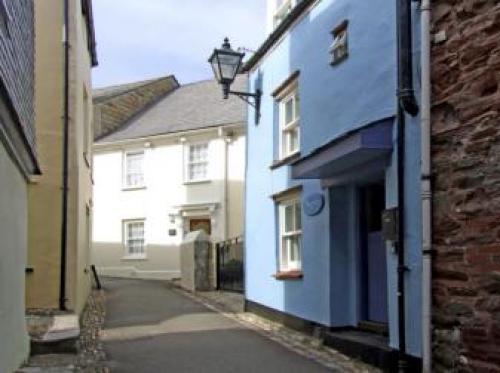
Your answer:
396;0;419;370
59;0;70;311
420;0;432;371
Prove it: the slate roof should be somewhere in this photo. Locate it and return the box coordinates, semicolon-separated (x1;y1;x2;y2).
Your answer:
97;76;247;143
93;76;174;103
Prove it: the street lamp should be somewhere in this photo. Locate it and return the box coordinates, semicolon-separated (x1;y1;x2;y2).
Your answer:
208;38;261;124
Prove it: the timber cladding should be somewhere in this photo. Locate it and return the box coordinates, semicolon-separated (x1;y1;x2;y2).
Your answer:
431;1;500;372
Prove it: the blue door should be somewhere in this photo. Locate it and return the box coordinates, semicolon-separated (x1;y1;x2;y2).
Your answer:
360;185;388;324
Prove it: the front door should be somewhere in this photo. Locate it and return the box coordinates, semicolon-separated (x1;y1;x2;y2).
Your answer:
189;218;211;235
360;184;388;324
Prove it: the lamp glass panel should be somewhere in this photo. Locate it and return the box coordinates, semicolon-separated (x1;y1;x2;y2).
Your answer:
210;57;222;82
218;52;241;81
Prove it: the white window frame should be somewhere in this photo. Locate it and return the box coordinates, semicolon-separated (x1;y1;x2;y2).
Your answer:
330;24;348;64
278;196;302;271
184;142;210;183
123;150;145;189
278;83;300;159
273;0;300;29
123;219;146;259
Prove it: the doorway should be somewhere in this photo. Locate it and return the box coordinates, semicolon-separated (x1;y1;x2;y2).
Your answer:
189;218;211;235
359;184;388;325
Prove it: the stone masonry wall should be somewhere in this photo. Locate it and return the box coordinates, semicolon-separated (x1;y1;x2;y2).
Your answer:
431;1;500;371
93;76;178;139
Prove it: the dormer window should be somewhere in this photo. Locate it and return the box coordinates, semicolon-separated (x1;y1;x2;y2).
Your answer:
330;20;349;65
273;0;302;29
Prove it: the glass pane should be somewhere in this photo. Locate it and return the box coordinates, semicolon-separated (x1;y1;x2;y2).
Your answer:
284;98;294;125
294;91;300;118
290;237;296;261
291;237;301;265
281;238;289;268
284;204;294;232
295;201;302;230
289;128;299;152
218;53;240;81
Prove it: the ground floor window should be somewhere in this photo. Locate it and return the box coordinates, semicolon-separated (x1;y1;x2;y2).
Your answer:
124;220;145;257
278;196;302;271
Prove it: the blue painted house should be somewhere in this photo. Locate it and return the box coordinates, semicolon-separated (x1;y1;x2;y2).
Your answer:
242;0;423;369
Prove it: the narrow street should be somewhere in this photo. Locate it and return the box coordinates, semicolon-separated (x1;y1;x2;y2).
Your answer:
101;278;332;373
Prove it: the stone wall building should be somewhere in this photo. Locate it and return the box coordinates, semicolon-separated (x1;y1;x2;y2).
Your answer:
432;1;500;371
0;1;38;371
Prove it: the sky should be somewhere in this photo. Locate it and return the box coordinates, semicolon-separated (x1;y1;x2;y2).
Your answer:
92;0;267;89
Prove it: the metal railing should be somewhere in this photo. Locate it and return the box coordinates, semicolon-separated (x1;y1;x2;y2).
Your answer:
215;237;244;293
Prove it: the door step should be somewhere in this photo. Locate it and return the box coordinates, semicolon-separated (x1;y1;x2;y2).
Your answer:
324;329;396;371
26;314;80;355
358;320;388;335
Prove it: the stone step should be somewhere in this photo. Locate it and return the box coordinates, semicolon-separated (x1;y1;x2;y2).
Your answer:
27;314;80;355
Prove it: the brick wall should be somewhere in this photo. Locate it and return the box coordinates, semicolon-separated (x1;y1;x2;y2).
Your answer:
93;76;179;139
0;0;35;154
431;1;500;371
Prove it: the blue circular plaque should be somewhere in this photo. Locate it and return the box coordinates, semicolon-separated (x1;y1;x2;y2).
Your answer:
303;193;325;216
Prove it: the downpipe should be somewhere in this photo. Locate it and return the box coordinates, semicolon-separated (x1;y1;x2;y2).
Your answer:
59;0;70;311
420;0;432;371
396;0;419;371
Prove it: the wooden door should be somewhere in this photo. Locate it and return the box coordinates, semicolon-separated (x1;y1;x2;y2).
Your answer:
189;218;211;235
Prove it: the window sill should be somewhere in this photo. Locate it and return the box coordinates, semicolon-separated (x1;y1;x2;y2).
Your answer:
184;179;211;185
121;255;147;261
122;186;146;191
270;152;301;170
273;270;303;280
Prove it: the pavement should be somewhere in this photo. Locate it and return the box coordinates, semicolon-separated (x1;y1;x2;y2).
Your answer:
101;277;334;373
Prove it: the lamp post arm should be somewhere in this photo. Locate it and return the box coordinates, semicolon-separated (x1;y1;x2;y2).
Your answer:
228;89;262;125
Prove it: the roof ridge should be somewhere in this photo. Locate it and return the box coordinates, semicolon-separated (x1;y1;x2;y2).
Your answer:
93;75;179;101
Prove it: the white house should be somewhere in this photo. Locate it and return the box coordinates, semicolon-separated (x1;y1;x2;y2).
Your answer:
91;77;246;280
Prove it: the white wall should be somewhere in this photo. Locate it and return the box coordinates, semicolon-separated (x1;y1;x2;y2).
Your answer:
0;143;29;372
92;126;245;280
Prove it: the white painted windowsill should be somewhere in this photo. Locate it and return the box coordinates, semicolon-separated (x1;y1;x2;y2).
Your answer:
122;185;147;191
121;255;148;261
183;179;211;185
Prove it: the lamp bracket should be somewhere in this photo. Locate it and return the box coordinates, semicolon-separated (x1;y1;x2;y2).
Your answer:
228;89;262;125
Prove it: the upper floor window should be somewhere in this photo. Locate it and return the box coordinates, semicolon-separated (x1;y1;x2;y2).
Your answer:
185;143;209;183
330;20;349;65
278;83;300;158
273;0;302;29
124;151;145;189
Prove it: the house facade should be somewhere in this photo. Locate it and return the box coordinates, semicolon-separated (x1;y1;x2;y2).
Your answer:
27;0;98;314
92;78;246;280
0;1;38;371
431;1;500;371
243;0;423;369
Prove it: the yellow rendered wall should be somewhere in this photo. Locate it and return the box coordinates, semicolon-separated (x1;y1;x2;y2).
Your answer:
27;0;94;314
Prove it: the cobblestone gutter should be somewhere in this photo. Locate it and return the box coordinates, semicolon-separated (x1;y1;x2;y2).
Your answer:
19;290;108;373
173;285;380;373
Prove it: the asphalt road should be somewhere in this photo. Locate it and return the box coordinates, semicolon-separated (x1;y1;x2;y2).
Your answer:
101;277;331;373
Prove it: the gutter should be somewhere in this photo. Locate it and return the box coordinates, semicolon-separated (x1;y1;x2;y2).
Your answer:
419;0;432;371
242;0;316;72
59;0;70;311
396;0;419;370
